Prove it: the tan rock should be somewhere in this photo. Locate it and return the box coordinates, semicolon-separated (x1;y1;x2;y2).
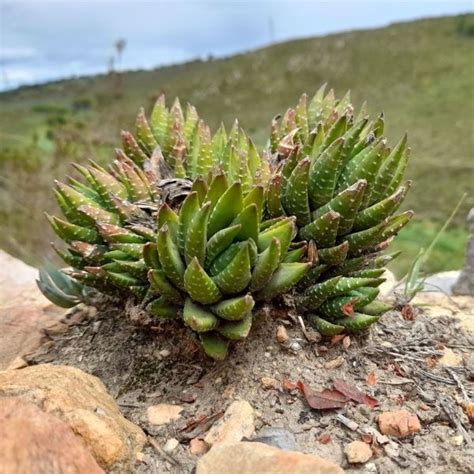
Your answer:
344;440;372;464
204;400;255;446
261;376;279;390
412;292;474;332
196;441;344;474
276;325;289;344
379;269;397;299
378;410;421;438
462;402;474;422
0;304;64;370
0;249;51;306
0;364;146;472
6;356;28;370
0;397;103;474
190;438;209;456
0;251;64;370
147;404;183;425
438;348;463;367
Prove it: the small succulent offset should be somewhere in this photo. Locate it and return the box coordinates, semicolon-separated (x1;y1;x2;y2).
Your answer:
38;87;413;358
266;85;413;335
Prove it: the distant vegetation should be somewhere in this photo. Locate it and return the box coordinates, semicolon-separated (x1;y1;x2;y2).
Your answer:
0;14;472;277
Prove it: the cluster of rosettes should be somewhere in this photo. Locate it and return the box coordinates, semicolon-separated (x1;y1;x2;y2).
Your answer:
38;86;413;359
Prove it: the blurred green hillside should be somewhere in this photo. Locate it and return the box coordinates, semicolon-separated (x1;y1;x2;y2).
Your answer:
0;14;472;276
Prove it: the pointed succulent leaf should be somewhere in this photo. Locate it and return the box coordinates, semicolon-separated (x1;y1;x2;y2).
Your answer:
298;264;327;289
178;192;200;254
208;182;243;237
184;257;222;304
243;185;264;222
322;114;348;150
299;211;340;248
212;242;251;294
250;237;281;291
308;138;345;210
266;174;285;218
353;183;410;231
283;243;307;263
211;294;255;321
143;242;160;269
205;224;242;268
257;217;295;256
256;262;311;301
183;298;219;332
205;172;229;210
47;214;100;244
36;278;80;308
360;300;392;316
370;134;407;203
199;332;230;360
318;241;349;265
233;204;259;242
334;313;379;332
150;95;169;145
309;315;345;336
217;314;252;341
121;131;148;167
148;269;182;300
185;202;211;265
78;205;120;225
313;179;367;235
157;225;185;290
147;296;179;320
136;108;158;154
283;157;312;226
318;295;359;320
299;276;342;309
107;271;142;288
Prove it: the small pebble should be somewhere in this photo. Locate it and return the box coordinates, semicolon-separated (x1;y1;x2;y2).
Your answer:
345;440;373;464
276;325;289;344
91;321;101;333
163;438;179;453
288;341;302;353
362;462;377;473
261;377;279;390
159;349;171;358
450;435;464;446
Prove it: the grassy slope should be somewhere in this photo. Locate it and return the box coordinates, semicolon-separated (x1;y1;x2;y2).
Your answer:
0;15;472;275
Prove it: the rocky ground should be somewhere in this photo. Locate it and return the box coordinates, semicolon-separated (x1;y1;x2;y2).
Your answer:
1;250;473;473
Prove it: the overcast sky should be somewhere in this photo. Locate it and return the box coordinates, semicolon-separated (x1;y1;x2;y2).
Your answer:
0;0;472;91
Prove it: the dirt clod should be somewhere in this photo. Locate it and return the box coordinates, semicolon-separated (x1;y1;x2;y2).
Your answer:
378;410;421;438
147;404;183;426
344;440;373;464
276;325;289;344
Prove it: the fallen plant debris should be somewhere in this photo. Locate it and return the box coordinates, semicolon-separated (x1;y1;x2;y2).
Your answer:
297;381;347;410
333;378;378;408
297;379;378;410
180;411;225;440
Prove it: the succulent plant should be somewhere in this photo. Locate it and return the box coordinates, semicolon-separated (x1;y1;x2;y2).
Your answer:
41;136;310;358
39;87;413;358
264;84;413;335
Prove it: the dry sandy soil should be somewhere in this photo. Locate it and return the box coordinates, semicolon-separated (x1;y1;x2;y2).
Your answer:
29;300;474;473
